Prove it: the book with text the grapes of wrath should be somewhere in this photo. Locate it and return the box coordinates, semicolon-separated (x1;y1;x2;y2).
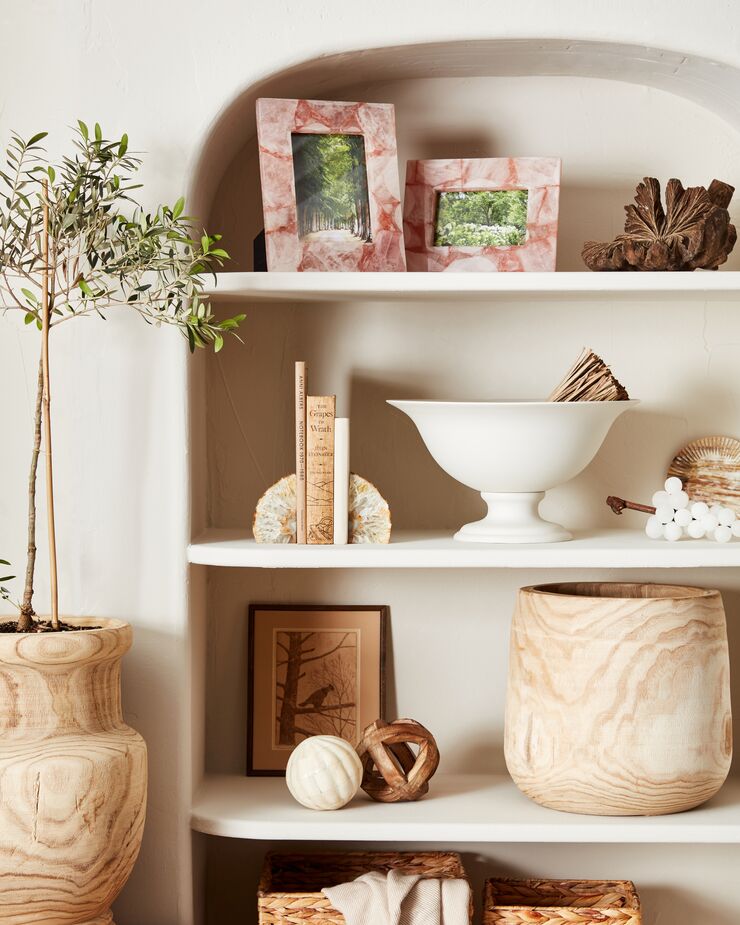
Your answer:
306;395;336;544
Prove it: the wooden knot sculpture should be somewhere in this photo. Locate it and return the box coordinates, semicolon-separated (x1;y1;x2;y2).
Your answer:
582;177;736;271
356;718;439;803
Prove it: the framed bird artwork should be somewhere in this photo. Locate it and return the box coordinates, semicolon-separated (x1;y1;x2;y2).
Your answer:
247;604;387;776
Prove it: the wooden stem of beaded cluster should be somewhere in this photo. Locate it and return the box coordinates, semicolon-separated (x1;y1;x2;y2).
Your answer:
357;718;440;803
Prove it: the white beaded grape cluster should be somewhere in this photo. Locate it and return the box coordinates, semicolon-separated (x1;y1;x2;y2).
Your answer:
646;477;740;543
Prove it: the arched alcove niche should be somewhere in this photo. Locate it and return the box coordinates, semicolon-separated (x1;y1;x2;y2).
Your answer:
188;39;740;925
190;38;740;272
189;36;740;542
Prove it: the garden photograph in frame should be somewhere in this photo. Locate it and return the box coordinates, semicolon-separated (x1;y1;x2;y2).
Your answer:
256;98;406;271
403;157;561;271
247;604;387;775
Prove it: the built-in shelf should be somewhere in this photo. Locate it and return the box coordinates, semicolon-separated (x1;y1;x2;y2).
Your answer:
191;773;740;843
187;528;740;569
204;271;740;303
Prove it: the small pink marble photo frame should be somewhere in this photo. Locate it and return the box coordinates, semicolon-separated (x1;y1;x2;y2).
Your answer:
256;98;406;272
403;157;561;271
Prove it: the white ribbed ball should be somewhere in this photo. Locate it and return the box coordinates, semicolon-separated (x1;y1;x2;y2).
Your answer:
286;735;362;810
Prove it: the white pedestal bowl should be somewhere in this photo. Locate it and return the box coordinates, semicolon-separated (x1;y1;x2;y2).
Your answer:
387;399;638;543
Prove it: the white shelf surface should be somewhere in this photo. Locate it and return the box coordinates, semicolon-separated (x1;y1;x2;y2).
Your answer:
188;528;740;569
204;271;740;302
191;773;740;844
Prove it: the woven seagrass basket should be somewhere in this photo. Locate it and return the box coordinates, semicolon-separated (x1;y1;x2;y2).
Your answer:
483;879;641;925
258;851;469;925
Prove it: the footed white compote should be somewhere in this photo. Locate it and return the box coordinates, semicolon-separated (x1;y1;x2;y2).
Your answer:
387;399;638;544
455;491;571;543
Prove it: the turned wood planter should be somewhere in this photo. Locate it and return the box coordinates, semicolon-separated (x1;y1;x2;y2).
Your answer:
0;619;147;925
505;582;732;816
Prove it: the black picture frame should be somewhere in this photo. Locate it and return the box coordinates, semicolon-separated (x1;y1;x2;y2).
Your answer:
247;603;388;776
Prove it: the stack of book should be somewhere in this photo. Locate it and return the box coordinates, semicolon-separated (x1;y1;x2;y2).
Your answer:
295;361;349;545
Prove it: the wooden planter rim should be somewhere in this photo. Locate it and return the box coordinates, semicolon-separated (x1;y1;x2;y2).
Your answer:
521;581;718;601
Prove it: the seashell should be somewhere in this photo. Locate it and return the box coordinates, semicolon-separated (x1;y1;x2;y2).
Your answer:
253;473;391;543
668;436;740;514
286;735;363;810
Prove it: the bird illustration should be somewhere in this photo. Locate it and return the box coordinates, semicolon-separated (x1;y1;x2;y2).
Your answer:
300;684;335;708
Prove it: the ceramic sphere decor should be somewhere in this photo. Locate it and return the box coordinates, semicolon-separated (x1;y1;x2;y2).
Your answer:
505;582;732;816
0;619;147;925
387;400;637;543
286;735;363;810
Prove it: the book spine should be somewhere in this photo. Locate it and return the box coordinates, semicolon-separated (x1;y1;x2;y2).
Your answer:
306;395;335;545
333;418;350;545
295;362;307;544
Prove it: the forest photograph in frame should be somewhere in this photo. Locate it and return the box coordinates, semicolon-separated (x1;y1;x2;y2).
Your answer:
256;98;406;271
434;189;528;247
403;156;561;271
291;133;372;243
247;604;387;775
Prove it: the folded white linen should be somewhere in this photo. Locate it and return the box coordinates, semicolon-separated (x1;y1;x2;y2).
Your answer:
323;868;470;925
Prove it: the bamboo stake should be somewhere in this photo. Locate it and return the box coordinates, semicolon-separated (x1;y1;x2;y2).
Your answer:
41;179;59;629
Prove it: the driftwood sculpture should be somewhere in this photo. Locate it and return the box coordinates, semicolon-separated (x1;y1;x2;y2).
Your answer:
582;177;736;271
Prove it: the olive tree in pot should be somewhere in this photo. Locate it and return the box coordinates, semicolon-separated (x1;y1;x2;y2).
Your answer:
0;124;243;925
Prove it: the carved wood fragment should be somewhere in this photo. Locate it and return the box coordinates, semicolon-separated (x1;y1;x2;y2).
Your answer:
583;177;736;271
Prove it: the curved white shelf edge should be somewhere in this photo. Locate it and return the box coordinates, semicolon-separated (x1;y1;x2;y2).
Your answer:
203;271;740;302
188;528;740;569
191;774;740;844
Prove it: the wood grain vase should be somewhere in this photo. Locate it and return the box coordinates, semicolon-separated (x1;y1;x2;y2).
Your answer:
505;583;732;816
0;619;147;924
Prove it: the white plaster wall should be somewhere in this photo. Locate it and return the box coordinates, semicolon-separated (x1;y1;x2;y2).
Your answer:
3;2;740;923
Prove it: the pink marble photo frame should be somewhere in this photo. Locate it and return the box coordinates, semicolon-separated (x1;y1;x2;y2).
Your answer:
403;157;561;271
256;98;406;271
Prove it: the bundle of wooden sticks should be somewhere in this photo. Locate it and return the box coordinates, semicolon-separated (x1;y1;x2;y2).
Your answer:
548;347;629;402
